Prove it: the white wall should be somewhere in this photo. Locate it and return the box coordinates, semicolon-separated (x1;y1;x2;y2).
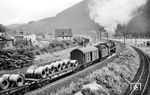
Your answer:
24;34;36;43
57;37;73;41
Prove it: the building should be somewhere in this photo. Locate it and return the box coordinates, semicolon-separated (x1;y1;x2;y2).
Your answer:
37;34;54;42
0;35;14;49
55;29;73;41
24;34;36;44
15;31;37;45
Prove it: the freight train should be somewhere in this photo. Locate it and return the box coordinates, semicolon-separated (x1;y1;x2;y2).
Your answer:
0;40;116;95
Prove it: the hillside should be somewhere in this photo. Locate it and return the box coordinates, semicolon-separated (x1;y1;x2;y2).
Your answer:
7;0;100;35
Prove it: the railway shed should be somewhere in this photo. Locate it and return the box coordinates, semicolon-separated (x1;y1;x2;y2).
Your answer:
70;46;99;65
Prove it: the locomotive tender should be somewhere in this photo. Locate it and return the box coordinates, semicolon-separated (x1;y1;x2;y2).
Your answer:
0;41;116;95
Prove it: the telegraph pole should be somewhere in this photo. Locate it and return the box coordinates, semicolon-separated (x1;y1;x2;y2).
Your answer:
100;29;101;42
45;21;48;35
123;24;126;44
107;32;108;42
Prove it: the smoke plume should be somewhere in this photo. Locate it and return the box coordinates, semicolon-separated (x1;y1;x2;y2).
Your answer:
88;0;147;33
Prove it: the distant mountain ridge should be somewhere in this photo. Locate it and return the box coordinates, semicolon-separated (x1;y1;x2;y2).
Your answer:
7;0;100;35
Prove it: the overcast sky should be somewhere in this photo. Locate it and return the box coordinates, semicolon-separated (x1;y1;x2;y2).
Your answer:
0;0;83;25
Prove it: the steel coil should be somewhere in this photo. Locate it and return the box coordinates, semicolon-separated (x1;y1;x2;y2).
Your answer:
51;62;62;71
34;67;46;78
57;61;65;70
2;74;24;87
38;66;50;77
63;59;70;68
26;68;35;78
45;64;55;74
0;78;9;90
70;60;78;67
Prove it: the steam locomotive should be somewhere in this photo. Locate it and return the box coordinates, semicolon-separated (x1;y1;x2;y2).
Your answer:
0;40;116;95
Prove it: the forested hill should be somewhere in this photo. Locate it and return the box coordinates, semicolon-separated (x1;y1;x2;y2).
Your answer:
7;0;100;35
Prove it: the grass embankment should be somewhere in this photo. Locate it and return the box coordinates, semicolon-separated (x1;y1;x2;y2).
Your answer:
53;45;140;95
137;46;150;56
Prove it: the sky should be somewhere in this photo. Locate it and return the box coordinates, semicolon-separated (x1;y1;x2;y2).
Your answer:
0;0;83;25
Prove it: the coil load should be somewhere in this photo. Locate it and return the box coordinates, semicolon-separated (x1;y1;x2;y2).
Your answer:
63;59;70;68
2;74;24;87
70;60;78;67
51;62;62;71
45;64;54;74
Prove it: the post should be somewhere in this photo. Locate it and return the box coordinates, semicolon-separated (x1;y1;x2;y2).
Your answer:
124;33;125;44
135;37;136;45
131;35;132;43
107;32;108;42
100;30;101;42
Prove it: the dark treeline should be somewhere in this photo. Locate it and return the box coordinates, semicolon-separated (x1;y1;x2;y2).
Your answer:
0;24;7;33
115;0;150;38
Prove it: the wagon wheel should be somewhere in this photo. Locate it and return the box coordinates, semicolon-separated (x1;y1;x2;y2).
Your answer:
24;86;30;94
14;91;24;95
73;68;78;73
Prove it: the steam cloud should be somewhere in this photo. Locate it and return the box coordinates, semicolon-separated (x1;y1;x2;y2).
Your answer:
88;0;147;33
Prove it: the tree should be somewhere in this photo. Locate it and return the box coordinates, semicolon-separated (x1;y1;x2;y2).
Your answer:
115;24;124;37
0;24;7;33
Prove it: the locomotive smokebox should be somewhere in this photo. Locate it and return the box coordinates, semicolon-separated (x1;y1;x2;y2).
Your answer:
0;78;9;90
2;74;24;87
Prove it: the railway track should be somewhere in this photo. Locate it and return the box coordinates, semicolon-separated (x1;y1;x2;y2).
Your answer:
124;47;150;95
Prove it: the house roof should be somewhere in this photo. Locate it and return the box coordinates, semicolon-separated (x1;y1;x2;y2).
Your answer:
55;29;73;37
0;35;14;41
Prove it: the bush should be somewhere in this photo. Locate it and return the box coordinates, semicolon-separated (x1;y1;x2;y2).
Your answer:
0;47;35;70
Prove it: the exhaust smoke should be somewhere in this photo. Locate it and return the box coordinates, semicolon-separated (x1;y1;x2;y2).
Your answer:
88;0;147;33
